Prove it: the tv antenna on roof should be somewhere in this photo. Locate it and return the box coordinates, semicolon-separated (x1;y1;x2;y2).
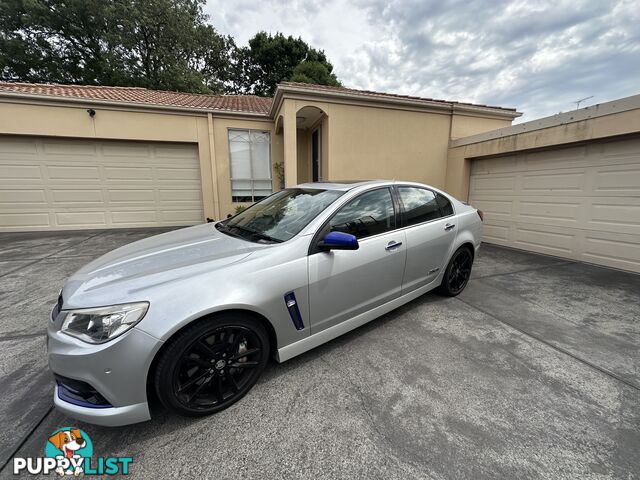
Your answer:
573;96;594;110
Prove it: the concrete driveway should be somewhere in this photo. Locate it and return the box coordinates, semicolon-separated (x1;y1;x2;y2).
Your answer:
0;229;638;479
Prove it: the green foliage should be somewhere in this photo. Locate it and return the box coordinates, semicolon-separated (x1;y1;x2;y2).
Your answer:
290;60;341;87
0;2;342;95
235;32;339;96
273;161;285;187
234;205;248;214
0;0;232;92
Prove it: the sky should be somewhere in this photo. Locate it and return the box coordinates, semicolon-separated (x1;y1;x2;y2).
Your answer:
205;0;640;123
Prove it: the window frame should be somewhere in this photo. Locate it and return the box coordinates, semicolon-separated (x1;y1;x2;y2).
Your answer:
227;128;273;203
308;186;402;255
394;185;456;228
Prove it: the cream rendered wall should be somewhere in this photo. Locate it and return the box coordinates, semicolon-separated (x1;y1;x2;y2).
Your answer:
450;114;512;140
323;103;452;188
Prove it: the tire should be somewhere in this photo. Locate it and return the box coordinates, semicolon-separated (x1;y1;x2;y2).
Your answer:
439;246;474;297
154;313;269;417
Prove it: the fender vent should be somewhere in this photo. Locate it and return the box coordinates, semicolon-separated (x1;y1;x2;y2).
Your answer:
284;291;305;330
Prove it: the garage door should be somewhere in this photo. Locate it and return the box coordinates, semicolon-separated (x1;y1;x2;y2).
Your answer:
0;136;204;231
468;136;640;273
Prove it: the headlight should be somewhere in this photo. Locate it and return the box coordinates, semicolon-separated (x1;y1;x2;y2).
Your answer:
61;302;149;344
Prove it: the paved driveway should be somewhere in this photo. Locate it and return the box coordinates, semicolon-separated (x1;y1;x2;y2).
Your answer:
0;229;638;479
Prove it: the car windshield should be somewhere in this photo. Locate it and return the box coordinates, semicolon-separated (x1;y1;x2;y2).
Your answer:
216;188;344;243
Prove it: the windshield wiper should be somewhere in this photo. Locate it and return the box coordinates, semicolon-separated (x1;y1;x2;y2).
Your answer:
228;224;283;244
215;223;244;240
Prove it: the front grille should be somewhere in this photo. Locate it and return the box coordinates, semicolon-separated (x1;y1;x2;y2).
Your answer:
55;374;113;409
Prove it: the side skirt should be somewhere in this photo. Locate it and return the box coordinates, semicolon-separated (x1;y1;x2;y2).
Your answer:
276;279;439;362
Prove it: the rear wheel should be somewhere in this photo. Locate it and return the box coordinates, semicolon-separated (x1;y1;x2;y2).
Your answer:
154;313;269;417
439;246;474;296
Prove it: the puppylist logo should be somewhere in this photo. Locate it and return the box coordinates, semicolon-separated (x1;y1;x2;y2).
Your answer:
13;427;133;476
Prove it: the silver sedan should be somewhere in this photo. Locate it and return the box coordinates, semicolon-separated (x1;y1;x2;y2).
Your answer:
48;180;483;426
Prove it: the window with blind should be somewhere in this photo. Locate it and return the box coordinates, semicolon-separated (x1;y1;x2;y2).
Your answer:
228;129;272;202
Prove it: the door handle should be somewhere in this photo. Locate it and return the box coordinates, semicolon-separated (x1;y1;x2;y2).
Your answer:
385;241;403;251
444;223;456;231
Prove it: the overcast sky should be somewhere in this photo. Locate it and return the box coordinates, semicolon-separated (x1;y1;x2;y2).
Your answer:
206;0;640;122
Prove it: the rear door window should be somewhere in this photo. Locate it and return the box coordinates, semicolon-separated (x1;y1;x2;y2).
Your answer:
398;187;442;226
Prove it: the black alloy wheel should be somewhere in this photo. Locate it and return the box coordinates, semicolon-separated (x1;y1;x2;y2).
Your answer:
439;247;473;296
155;314;269;416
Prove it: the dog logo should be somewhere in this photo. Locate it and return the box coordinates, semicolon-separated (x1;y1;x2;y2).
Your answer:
13;426;132;476
45;427;93;476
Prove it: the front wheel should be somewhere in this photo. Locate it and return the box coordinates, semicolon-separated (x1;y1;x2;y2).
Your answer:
439;246;474;296
154;313;269;417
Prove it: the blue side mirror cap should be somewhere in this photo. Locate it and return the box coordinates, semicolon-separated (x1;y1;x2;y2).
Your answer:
318;231;359;251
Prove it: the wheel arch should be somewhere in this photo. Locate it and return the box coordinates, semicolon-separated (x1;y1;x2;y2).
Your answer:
457;241;476;260
145;308;278;405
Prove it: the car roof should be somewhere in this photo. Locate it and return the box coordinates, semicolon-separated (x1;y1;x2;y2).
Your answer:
294;180;390;191
293;179;450;193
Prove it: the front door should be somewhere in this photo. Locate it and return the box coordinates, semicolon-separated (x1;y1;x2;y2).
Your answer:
311;128;320;182
308;188;406;334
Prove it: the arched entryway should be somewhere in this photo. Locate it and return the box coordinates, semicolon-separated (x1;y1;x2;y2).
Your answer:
280;101;329;186
296;106;326;182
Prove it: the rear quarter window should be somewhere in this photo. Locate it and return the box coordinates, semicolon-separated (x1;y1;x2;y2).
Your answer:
436;193;454;216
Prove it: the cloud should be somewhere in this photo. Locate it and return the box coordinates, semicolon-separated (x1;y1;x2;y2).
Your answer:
206;0;640;122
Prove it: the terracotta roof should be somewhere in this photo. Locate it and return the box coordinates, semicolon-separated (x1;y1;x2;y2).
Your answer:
278;81;518;113
0;81;518;116
0;82;272;114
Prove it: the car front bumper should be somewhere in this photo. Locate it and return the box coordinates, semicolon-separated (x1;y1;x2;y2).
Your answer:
47;316;163;427
53;385;151;426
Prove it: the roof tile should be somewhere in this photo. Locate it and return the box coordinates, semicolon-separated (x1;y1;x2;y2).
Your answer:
0;82;272;114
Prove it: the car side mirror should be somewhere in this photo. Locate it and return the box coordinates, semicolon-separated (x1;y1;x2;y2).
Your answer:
318;231;359;251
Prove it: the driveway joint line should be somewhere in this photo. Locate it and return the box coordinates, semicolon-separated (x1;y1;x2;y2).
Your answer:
0;332;48;342
0;230;105;280
473;260;577;280
0;405;54;473
454;296;640;392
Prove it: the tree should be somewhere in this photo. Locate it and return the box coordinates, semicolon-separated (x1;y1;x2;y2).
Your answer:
290;61;340;87
0;0;231;93
0;2;342;95
0;0;124;85
234;32;341;96
116;0;232;92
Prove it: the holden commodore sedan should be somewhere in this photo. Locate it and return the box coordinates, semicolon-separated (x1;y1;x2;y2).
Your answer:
48;180;483;426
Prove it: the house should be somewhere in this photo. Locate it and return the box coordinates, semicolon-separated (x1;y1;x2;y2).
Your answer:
0;82;638;272
0;81;518;228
